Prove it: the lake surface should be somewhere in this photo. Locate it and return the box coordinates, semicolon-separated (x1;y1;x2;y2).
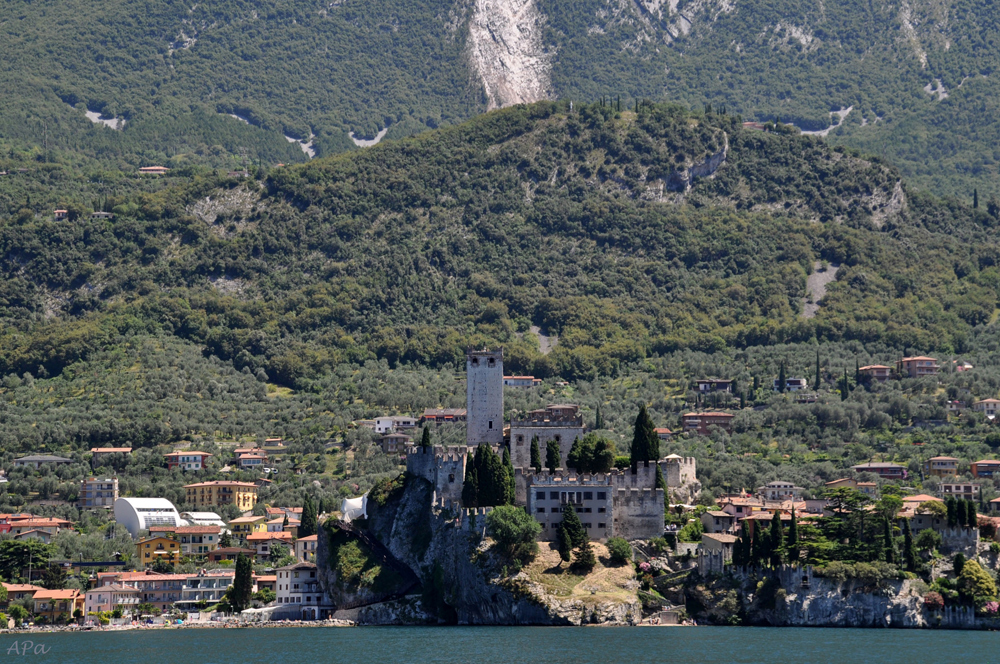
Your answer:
12;625;999;663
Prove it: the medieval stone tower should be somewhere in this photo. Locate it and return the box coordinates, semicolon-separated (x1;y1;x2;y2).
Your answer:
466;347;504;446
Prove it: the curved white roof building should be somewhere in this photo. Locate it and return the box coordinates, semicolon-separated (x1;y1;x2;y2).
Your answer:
114;497;182;536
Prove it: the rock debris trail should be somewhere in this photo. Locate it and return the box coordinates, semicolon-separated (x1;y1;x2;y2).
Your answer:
349;128;388;147
531;326;557;354
802;261;839;318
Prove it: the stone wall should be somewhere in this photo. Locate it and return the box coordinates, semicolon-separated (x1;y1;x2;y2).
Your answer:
612;487;665;540
509;423;586;469
406;444;468;507
466;349;503;446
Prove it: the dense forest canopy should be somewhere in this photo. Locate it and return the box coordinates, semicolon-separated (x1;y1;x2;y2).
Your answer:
0;0;998;197
1;101;999;390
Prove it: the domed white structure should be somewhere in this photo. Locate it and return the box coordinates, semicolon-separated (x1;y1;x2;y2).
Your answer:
114;497;182;537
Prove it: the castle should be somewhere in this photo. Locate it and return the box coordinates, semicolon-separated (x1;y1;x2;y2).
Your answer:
405;347;701;541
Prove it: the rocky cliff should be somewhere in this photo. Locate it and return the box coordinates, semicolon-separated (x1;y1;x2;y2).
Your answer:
687;565;976;628
316;473;641;625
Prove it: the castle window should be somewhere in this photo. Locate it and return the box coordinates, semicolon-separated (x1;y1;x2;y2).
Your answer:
583;492;593;500
549;492;559;500
488;358;495;367
448;474;455;483
536;507;545;513
584;508;592;513
597;492;606;500
516;435;524;444
472;358;479;367
598;507;606;513
598;523;605;529
536;492;546;501
488;420;493;429
575;507;583;513
584;523;592;529
554;435;561;443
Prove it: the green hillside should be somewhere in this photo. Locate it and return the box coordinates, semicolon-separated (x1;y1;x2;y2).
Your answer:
2;102;998;389
0;0;997;197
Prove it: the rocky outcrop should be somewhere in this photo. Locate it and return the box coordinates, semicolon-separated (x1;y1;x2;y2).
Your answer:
687;565;977;628
466;0;553;109
665;135;728;192
316;474;644;625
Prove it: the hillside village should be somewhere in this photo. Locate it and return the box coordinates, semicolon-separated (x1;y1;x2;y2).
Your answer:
2;345;1000;627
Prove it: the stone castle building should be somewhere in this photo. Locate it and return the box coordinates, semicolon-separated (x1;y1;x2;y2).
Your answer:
466;348;504;447
510;404;587;469
402;347;701;542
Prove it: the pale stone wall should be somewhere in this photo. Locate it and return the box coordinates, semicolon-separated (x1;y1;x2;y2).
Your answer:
611;487;665;540
509;424;586;469
467;349;504;446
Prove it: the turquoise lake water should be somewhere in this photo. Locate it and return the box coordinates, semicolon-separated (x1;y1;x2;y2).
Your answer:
11;626;999;663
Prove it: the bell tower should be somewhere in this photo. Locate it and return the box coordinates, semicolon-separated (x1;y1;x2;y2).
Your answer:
466;348;504;446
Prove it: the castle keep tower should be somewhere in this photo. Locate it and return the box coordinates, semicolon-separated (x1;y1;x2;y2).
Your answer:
466;348;504;446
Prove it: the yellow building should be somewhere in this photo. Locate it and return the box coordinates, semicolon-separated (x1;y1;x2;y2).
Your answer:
228;515;267;543
184;481;259;510
136;536;181;567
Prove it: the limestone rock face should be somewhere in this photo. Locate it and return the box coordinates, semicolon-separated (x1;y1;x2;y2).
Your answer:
317;475;640;625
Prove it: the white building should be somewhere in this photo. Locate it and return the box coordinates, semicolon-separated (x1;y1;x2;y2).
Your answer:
114;497;182;537
503;376;542;389
175;570;235;611
374;416;418;434
756;481;804;501
276;562;323;619
467;348;504;446
164;451;212;470
180;511;227;528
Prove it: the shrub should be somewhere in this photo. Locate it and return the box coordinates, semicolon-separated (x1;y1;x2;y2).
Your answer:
924;591;945;610
486;505;541;565
606;537;632;565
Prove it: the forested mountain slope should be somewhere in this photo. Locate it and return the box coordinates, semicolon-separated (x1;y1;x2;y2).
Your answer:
1;0;997;197
2;102;998;388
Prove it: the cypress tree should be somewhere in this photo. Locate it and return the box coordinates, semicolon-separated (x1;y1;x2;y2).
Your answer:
768;511;784;567
567;436;584;471
655;464;666;492
778;361;787;393
967;500;978;529
903;519;917;572
573;533;597;572
557;525;573;565
561;504;586;548
841;368;849;401
740;520;752;567
954;552;966;576
420;425;431;450
854;358;860;385
545;440;560;473
231;554;254;612
814;350;821;390
786;508;799;563
974;188;979;209
740;391;746;409
733;532;745;567
595;405;604;430
946;497;958;528
957;498;968;527
462;451;479;507
300;496;317;538
631;405;657;469
753;375;759;393
530;435;542;472
883;517;895;565
502;446;516;505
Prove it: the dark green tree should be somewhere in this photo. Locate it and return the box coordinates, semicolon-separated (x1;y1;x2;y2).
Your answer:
946;497;958;528
572;534;597;572
502;446;516;505
768;511;784;567
595;405;604;430
739;520;752;567
957;498;968;528
840;368;849;401
230;553;254;613
630;404;658;469
786;508;799;563
967;500;978;529
883;517;896;565
219;531;233;548
778;361;787;393
530;435;542;472
41;564;67;590
462;451;479;507
545;440;560;473
902;519;917;572
557;525;573;565
561;505;586;548
974;188;980;209
954;552;966;577
814;350;821;390
300;496;317;538
420;425;431;450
